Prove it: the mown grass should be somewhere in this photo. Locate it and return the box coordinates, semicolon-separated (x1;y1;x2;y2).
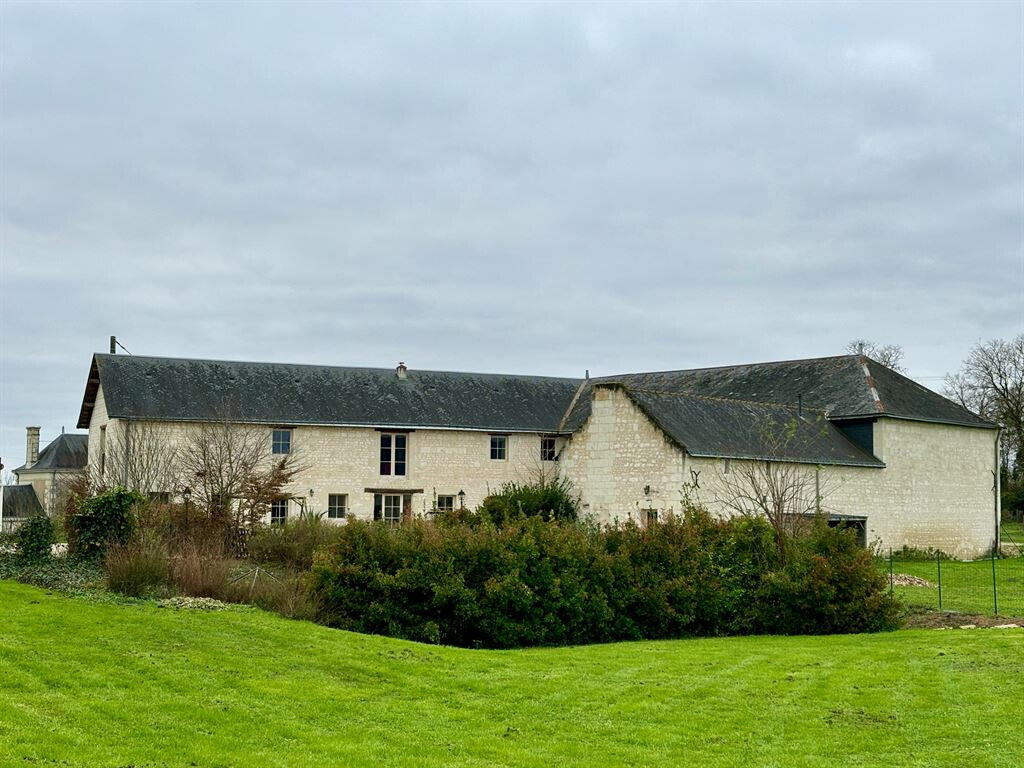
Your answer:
1002;520;1024;546
886;557;1024;616
1;581;1022;767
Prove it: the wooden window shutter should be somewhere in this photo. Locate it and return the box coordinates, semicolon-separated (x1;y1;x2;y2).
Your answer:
373;494;382;521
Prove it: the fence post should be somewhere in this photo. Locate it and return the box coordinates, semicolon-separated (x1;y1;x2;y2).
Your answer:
991;548;998;615
889;548;894;594
937;552;942;611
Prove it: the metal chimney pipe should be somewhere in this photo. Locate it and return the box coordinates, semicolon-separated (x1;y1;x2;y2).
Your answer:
110;336;116;354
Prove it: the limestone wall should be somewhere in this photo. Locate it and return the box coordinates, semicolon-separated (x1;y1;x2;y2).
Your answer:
559;388;999;558
85;388;563;522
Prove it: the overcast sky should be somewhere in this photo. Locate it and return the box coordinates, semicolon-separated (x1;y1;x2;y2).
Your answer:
1;1;1022;470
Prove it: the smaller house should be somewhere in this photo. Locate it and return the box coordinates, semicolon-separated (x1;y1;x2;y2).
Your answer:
13;428;89;516
2;485;44;533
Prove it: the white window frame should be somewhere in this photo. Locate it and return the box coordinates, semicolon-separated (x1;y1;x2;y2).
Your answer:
327;493;347;519
272;428;292;455
490;434;508;461
383;494;402;524
436;494;455;513
271;498;288;525
379;432;408;476
541;436;557;462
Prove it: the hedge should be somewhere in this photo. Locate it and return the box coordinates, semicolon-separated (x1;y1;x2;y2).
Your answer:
310;510;900;648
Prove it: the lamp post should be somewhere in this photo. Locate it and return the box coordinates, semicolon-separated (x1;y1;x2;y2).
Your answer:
458;489;465;510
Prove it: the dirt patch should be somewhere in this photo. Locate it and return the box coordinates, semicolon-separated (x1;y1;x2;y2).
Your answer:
903;609;1024;630
892;573;933;587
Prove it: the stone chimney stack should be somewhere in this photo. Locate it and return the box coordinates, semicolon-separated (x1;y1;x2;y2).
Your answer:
25;426;40;469
396;362;408;380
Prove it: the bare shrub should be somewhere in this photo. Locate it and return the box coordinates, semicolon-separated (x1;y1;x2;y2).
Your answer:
105;533;169;598
169;540;233;599
224;567;315;620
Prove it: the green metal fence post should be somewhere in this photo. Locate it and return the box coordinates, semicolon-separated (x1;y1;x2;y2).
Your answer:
991;549;998;615
889;548;893;595
937;552;942;611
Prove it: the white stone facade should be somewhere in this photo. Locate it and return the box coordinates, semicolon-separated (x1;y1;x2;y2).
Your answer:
87;385;563;522
559;387;999;558
85;383;998;557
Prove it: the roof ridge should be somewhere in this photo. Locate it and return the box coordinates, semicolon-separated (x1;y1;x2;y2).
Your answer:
596;353;857;379
94;353;582;383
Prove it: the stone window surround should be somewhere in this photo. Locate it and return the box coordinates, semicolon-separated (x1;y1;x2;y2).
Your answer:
327;493;347;518
490;434;508;461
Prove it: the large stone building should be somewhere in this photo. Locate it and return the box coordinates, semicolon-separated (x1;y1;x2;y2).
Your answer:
73;351;1000;557
12;430;88;516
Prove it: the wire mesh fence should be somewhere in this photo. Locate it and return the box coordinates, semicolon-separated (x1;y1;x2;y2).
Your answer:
883;550;1024;617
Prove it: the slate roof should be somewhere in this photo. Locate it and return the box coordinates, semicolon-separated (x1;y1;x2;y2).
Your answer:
77;354;583;434
15;433;88;474
563;355;995;433
2;485;44;519
75;352;994;468
613;386;884;467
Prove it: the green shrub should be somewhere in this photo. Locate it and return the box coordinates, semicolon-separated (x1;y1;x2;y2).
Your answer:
754;522;901;634
67;487;144;559
15;515;54;564
105;533;169;598
0;553;105;592
247;517;344;570
310;509;898;648
888;545;953;562
1002;478;1024;522
473;475;579;526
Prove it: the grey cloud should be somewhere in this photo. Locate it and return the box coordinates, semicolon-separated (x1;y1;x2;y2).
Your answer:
1;1;1021;467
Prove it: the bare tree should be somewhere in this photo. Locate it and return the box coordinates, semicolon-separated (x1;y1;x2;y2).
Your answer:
179;420;305;529
96;420;182;494
714;415;831;556
945;335;1024;476
846;339;906;373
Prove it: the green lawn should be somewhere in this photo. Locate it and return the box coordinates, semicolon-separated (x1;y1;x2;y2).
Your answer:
1002;520;1024;547
1;582;1022;767
887;557;1024;616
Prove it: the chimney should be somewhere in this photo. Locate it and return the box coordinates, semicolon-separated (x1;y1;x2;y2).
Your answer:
110;335;116;354
25;426;40;469
396;362;408;380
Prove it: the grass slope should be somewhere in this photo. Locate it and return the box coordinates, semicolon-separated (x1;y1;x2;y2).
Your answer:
1;581;1022;768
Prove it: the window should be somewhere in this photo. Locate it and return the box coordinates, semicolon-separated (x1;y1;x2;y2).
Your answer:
327;494;347;519
271;499;288;525
644;508;658;527
99;425;106;477
272;429;292;455
374;493;409;524
490;434;507;461
723;458;731;474
383;494;402;524
380;432;407;476
436;495;455;513
541;436;557;462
